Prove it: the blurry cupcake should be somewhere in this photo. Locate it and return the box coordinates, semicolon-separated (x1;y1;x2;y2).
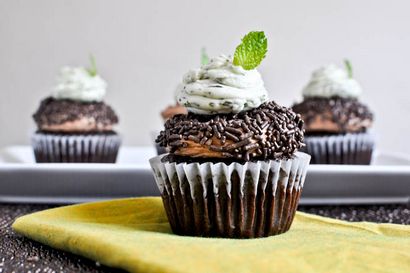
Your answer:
153;48;210;154
150;31;310;238
32;57;121;163
161;104;187;121
292;60;374;164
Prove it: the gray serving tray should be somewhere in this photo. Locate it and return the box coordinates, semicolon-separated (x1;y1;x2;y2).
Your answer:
0;146;409;205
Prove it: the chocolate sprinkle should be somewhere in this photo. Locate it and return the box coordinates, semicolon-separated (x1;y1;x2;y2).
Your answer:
156;101;305;161
33;97;119;130
292;96;373;134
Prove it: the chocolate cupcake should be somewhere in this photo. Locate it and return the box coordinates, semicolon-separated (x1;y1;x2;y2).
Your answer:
154;50;209;155
32;57;121;163
150;31;310;238
292;61;374;164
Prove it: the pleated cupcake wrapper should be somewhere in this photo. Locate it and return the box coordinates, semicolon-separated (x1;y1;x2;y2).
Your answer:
303;133;374;165
150;152;311;238
32;133;121;163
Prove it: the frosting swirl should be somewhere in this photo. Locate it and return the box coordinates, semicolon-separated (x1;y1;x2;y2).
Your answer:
176;55;268;114
302;64;362;99
52;66;107;102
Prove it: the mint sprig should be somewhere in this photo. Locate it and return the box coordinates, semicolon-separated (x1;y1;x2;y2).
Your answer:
344;59;353;78
86;55;98;77
201;47;209;65
233;31;267;70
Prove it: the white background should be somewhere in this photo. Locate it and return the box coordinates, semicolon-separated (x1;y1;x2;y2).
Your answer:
0;0;409;154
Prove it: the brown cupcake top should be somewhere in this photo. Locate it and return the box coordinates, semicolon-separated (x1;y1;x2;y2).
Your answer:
156;101;305;161
161;104;188;121
33;97;119;133
292;96;373;134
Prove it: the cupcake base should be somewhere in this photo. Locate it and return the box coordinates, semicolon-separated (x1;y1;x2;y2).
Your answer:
32;132;121;163
302;132;374;165
150;152;310;238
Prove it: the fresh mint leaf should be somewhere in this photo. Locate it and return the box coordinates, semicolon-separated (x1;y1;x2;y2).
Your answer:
233;31;267;70
201;47;209;65
86;54;98;77
344;59;353;78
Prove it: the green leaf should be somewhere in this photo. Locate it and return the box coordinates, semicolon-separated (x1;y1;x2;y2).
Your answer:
233;31;267;70
344;59;353;78
86;54;98;77
201;47;209;65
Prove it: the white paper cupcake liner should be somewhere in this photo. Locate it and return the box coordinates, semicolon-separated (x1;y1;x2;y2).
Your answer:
149;152;310;238
32;132;121;163
302;132;374;165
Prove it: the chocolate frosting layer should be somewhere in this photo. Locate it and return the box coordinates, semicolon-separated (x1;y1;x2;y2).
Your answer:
33;97;119;132
292;96;373;134
156;101;305;161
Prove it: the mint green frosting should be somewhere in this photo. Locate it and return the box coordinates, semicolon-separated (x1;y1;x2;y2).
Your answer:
176;55;268;114
52;66;107;102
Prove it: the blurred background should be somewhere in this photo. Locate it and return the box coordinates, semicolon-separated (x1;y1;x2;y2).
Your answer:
0;0;409;154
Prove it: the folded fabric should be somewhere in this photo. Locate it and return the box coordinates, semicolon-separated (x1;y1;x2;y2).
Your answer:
13;197;410;273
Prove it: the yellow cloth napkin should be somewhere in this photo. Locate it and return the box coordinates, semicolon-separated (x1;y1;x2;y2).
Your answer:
13;197;410;273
